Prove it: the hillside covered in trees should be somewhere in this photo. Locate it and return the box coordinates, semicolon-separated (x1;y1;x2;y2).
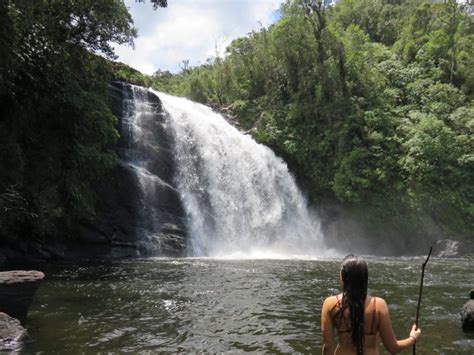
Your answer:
152;0;473;247
0;0;167;245
0;0;472;255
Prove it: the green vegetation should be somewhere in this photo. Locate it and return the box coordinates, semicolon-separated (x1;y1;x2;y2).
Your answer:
0;0;471;247
154;0;473;239
0;0;163;241
111;61;153;87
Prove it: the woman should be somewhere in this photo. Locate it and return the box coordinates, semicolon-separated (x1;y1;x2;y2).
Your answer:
321;254;421;354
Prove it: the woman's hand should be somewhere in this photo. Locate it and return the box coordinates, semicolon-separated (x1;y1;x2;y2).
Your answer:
409;323;421;344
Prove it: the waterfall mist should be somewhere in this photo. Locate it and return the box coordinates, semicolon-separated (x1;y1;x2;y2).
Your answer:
155;91;326;258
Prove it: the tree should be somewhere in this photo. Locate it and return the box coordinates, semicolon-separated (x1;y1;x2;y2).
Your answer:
153;0;474;240
136;0;168;9
0;0;138;239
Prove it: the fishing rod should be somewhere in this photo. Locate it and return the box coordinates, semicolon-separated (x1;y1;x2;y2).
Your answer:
413;246;433;355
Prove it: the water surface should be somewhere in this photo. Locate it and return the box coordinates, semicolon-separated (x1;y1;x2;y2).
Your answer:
25;257;473;353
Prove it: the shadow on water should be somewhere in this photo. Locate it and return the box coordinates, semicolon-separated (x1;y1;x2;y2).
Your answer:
24;257;474;354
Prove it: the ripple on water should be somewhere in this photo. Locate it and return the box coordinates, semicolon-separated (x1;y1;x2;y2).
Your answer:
24;257;474;353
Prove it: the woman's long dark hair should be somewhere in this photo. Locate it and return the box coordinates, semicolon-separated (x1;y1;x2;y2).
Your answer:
339;254;369;355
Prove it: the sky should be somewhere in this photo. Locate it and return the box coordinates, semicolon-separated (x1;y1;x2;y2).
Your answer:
114;0;283;75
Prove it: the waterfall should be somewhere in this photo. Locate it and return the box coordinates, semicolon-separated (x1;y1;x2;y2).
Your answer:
154;91;325;257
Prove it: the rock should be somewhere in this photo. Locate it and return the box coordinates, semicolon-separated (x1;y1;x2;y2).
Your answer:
30;242;52;260
461;290;474;331
208;102;242;129
0;312;27;351
0;270;45;324
1;81;189;265
435;239;461;257
0;240;65;267
85;81;188;256
0;252;6;268
41;243;66;259
63;81;187;258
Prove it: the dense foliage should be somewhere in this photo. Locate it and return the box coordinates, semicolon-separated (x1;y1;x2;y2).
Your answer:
0;0;143;240
0;0;471;246
154;0;473;238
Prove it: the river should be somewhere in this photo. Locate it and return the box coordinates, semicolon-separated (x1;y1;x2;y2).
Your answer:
24;256;473;353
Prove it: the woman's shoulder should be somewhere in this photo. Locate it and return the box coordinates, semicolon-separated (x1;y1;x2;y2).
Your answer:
368;295;385;303
322;293;342;308
324;293;343;301
370;295;389;312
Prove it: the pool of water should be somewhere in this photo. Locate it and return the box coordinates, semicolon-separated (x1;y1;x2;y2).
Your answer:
22;256;473;353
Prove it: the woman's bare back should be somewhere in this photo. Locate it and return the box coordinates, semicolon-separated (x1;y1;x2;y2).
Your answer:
322;293;420;354
330;294;380;355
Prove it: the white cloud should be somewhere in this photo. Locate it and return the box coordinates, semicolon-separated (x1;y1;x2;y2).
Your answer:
114;0;282;74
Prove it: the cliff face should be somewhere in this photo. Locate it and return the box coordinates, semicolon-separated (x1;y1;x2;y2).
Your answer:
74;82;187;258
0;82;187;268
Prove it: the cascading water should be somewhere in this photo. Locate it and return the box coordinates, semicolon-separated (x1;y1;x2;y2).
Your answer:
154;90;325;257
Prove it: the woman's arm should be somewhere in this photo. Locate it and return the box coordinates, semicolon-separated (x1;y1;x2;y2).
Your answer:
378;297;422;353
321;296;336;355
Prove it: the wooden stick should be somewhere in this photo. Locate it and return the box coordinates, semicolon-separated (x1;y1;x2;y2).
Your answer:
413;246;433;355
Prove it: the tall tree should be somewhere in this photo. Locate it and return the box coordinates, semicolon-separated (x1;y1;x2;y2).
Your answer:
0;0;138;238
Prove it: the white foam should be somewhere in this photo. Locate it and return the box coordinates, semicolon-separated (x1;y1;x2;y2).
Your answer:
154;91;328;258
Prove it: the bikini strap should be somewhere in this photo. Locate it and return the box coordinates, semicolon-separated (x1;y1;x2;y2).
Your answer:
370;296;377;334
330;294;342;314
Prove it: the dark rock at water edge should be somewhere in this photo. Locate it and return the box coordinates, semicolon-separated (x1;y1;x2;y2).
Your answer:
0;312;27;352
0;270;44;323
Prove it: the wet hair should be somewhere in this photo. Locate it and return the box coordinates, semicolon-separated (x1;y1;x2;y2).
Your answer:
339;254;369;355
